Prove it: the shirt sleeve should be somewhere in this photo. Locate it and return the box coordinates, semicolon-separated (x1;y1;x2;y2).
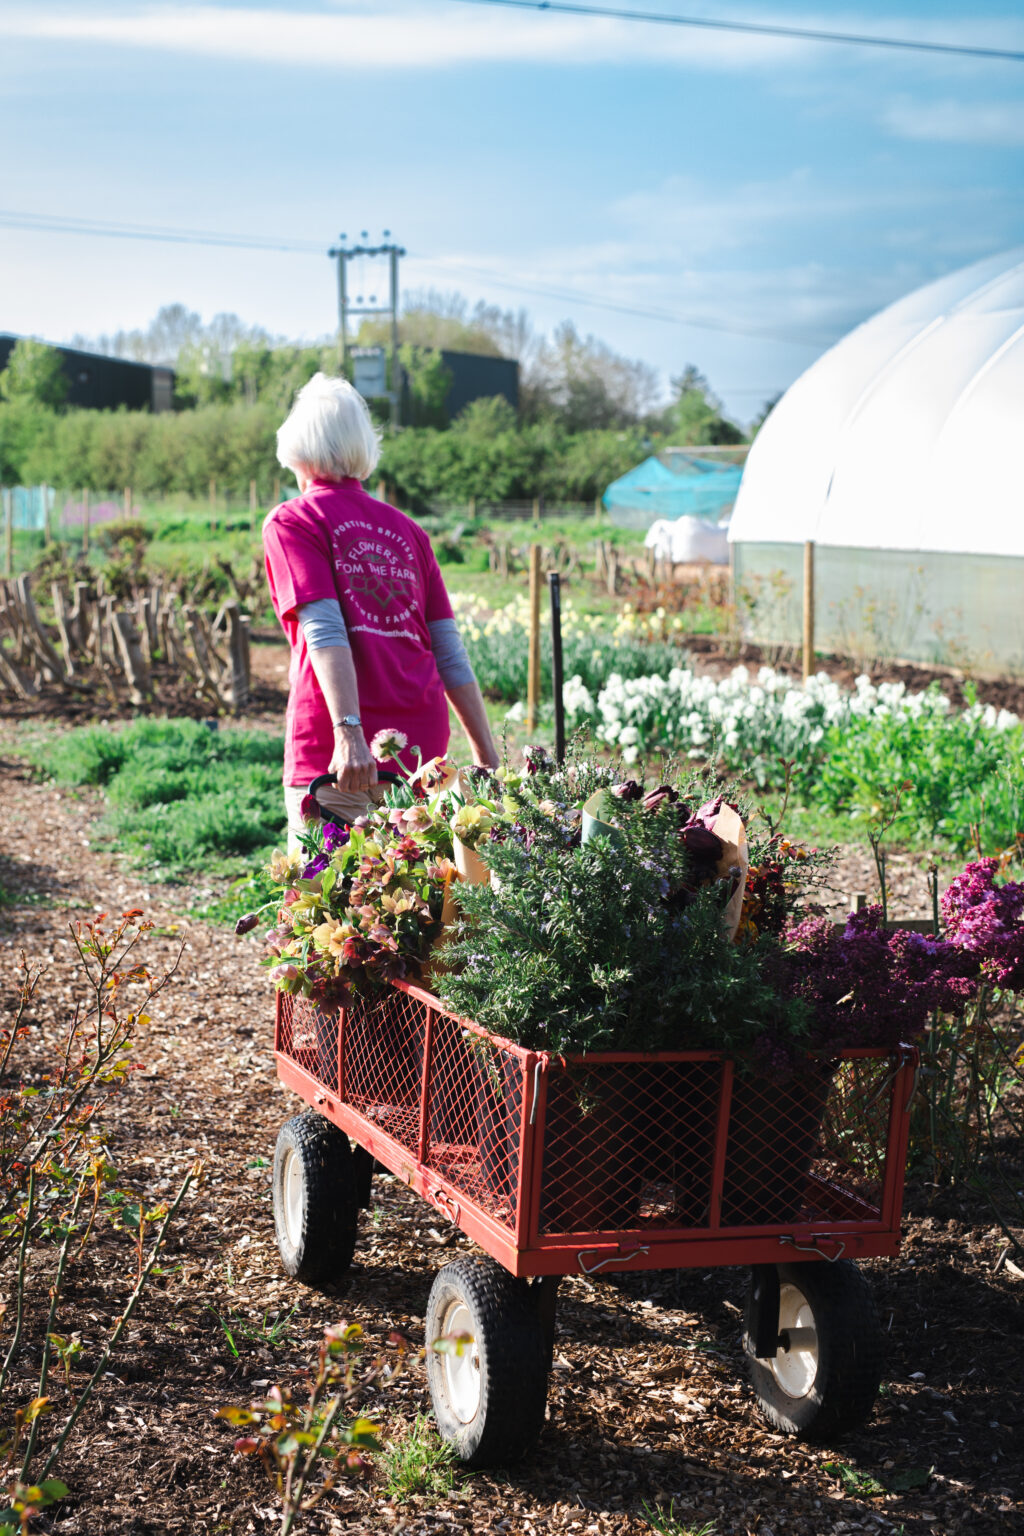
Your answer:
262;508;339;622
428;617;474;689
298;598;350;651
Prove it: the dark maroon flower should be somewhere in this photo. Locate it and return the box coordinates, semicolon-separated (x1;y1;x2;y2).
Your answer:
300;793;321;822
234;912;259;935
609;779;643;803
642;784;678;813
681;823;724;861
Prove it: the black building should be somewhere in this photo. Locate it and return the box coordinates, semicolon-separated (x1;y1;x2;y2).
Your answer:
439;349;518;420
0;335;174;412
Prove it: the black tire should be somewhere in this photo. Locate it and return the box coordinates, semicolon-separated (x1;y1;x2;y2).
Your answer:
747;1260;883;1442
425;1255;549;1467
272;1112;358;1285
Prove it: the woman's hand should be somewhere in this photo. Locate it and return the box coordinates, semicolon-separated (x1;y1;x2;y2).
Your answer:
330;726;378;793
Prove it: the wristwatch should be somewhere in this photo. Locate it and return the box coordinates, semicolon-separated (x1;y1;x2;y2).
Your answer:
333;714;362;729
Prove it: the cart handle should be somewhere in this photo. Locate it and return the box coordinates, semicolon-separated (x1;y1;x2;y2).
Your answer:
307;769;401;799
779;1234;846;1263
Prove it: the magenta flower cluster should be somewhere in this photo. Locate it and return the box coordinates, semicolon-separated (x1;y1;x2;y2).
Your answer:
780;907;980;1053
941;858;1024;989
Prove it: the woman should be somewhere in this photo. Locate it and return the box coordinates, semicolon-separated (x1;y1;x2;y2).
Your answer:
263;372;498;844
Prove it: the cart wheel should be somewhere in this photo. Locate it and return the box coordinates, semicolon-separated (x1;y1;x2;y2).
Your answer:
272;1112;358;1285
425;1256;549;1467
747;1261;883;1442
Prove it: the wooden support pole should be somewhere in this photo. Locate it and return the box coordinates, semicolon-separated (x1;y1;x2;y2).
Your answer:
82;487;90;556
802;539;815;682
3;487;11;578
532;497;541;527
526;542;542;735
124;486;132;518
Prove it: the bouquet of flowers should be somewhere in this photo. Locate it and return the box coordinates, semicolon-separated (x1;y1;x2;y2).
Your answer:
237;731;1020;1069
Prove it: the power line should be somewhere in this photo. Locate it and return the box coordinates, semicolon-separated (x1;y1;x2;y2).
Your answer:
0;206;827;348
451;0;1024;63
413;256;830;346
0;208;323;254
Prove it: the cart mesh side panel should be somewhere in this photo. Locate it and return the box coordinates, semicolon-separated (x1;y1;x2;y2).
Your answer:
279;995;339;1095
342;989;424;1154
425;1013;525;1231
538;1054;893;1236
540;1059;721;1234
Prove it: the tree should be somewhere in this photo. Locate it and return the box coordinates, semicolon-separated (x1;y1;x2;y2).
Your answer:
750;392;783;436
398;345;453;428
663;365;744;446
0;339;69;410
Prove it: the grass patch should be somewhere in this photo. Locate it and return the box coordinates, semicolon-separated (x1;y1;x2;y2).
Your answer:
378;1414;457;1500
25;718;286;880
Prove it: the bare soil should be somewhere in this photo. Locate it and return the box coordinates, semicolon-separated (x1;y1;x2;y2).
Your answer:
1;749;1022;1536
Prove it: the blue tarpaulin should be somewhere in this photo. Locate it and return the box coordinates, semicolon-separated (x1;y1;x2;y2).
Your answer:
603;454;742;530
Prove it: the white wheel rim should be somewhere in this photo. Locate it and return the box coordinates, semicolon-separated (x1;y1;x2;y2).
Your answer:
282;1146;304;1248
440;1299;480;1423
769;1282;818;1398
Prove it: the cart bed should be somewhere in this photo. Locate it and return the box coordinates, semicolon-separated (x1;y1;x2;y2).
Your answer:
275;982;915;1277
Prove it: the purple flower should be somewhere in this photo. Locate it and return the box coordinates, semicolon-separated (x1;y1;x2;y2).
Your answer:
941;860;1024;988
234;912;259;935
322;820;349;852
302;853;329;878
681;823;724;862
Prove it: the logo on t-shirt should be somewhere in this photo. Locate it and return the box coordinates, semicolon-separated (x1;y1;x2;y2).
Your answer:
332;519;420;637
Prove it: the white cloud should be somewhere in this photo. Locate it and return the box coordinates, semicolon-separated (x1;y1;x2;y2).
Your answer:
882;97;1024;147
0;1;806;71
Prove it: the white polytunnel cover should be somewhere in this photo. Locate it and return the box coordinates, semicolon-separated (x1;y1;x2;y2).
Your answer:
729;249;1024;558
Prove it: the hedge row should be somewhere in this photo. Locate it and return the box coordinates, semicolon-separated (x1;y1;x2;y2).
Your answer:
0;401;647;507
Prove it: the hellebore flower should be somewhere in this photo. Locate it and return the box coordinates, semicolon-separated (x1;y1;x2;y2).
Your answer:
302;853;329;878
681;823;724;861
609;779;643;803
300;793;321;822
234;912;259;935
370;727;409;762
642;784;678;813
322;821;349;852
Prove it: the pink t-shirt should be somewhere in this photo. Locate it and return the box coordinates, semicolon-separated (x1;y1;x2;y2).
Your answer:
263;478;453;786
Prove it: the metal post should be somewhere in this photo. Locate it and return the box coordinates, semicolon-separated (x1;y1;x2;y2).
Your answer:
526;544;542;735
549;572;565;763
338;247;348;372
802;539;815;682
389;245;401;429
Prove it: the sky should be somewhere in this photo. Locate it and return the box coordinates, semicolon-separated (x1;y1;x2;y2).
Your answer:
1;0;1023;424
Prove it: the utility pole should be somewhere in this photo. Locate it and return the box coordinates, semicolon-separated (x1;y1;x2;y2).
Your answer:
327;232;405;428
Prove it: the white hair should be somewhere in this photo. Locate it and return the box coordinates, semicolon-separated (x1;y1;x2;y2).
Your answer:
276;372;381;483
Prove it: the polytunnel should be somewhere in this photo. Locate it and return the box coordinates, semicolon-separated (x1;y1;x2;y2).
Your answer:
729;249;1024;672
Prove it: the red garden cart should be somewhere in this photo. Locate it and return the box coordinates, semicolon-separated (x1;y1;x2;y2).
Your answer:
270;979;917;1466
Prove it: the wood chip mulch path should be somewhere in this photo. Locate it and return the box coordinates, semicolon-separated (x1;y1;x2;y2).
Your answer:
1;751;1022;1536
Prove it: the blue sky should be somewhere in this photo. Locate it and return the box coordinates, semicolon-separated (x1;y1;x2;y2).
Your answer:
1;0;1023;422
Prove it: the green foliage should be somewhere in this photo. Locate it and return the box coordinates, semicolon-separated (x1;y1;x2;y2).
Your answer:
813;700;1024;852
439;779;808;1056
27;719;285;873
0;340;68;411
400;345;453;428
378;1413;457;1500
642;1505;716;1536
657;365;743;445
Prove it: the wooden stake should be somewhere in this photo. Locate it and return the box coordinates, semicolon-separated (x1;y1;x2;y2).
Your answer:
802;539;815;682
124;486;132;518
526;543;542;734
532;497;541;526
209;478;217;516
82;488;90;556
